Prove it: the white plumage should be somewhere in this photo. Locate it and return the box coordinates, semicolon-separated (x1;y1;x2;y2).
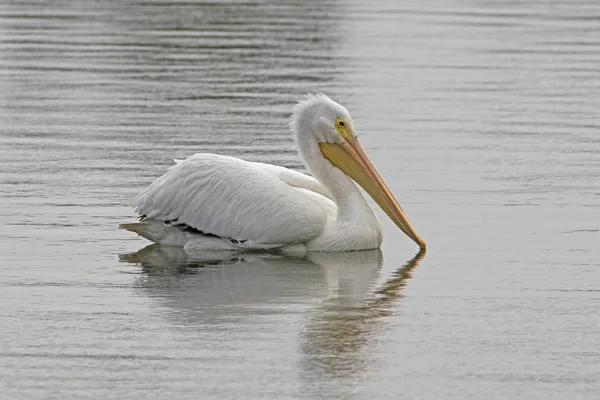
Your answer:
133;154;330;248
123;94;426;252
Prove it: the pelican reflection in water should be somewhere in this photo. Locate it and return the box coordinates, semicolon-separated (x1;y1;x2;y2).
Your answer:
122;94;426;252
120;246;425;381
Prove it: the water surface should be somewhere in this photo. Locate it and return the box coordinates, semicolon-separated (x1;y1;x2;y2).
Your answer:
1;0;599;399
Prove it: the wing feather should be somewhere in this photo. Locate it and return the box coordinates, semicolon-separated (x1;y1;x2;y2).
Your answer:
134;154;328;246
251;162;333;200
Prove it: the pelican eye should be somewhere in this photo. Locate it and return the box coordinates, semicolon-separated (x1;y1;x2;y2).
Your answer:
335;118;351;140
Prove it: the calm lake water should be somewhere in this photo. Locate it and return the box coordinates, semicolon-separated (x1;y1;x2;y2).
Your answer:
1;0;599;399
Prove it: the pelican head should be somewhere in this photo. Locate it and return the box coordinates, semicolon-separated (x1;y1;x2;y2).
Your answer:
292;94;426;251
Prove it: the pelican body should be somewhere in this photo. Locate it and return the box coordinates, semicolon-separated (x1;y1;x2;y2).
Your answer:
122;94;426;252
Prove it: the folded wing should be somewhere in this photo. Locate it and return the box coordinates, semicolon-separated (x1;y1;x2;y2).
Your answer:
134;154;328;247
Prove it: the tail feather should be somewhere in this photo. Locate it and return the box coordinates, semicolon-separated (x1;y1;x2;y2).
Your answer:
120;221;187;246
121;219;243;251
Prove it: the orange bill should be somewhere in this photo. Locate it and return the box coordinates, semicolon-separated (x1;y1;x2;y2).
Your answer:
319;139;426;251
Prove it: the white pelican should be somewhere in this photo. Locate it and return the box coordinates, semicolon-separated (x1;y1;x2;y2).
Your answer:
122;94;426;252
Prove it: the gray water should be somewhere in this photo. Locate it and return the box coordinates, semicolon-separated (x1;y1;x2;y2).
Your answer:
1;0;599;399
